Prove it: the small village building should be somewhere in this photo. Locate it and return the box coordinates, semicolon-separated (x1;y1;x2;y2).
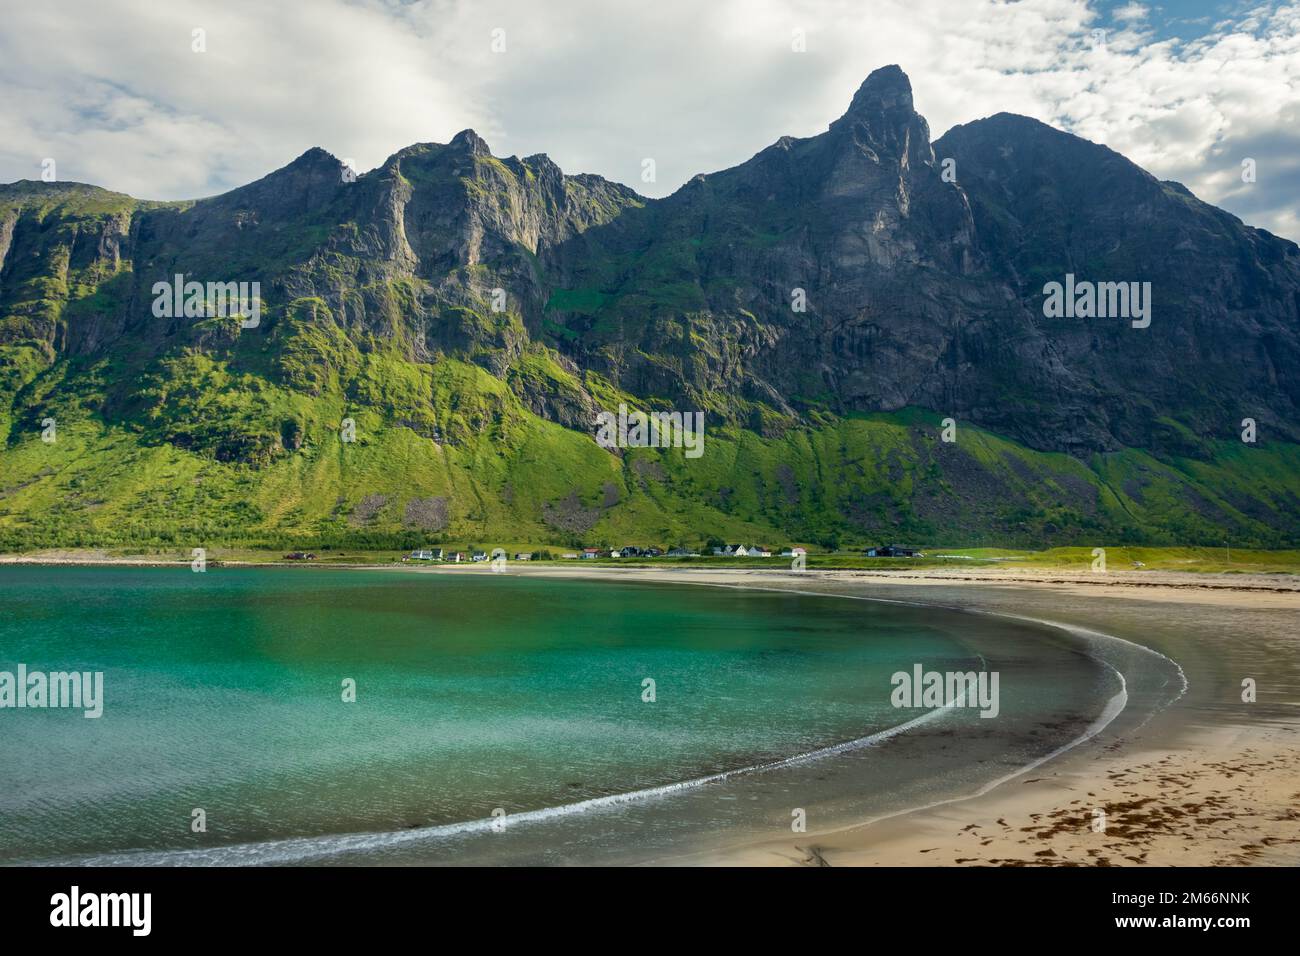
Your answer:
864;545;921;558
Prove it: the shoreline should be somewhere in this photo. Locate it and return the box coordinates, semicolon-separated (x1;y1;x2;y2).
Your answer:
451;565;1300;866
4;551;1300;594
21;565;1143;868
5;560;1296;866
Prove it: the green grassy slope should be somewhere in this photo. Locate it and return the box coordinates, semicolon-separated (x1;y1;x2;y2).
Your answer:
4;172;1299;553
4;341;1297;552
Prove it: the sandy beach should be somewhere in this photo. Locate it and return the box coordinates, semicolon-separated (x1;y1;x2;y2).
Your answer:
444;563;1300;867
4;555;1297;866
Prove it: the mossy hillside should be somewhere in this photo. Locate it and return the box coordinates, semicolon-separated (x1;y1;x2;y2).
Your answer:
4;341;1298;550
2;200;1296;552
0;189;143;426
4;115;1300;554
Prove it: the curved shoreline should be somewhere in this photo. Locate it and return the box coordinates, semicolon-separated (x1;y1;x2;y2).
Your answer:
584;576;1188;856
46;678;967;867
34;570;1177;867
636;567;1297;867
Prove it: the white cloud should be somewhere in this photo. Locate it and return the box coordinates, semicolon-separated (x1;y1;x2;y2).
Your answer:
1113;3;1149;22
0;0;476;199
1;0;1297;240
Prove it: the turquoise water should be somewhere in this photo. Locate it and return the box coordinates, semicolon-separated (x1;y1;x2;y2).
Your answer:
0;567;1122;865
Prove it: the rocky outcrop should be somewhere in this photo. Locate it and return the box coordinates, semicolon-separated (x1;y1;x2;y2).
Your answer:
543;66;1300;454
2;66;1298;463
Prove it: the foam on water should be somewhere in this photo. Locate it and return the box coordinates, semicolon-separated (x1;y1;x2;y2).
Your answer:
37;582;1186;867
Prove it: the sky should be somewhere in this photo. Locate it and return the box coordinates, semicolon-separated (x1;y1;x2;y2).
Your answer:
2;0;1298;240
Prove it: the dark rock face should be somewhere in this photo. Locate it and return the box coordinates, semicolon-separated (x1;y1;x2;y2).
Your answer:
935;112;1300;452
2;65;1298;459
543;66;1300;455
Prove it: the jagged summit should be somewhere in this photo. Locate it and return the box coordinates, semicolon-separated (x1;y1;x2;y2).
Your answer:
2;65;1298;537
219;145;345;187
841;64;914;116
293;146;340;164
450;129;490;155
199;145;346;216
829;64;932;167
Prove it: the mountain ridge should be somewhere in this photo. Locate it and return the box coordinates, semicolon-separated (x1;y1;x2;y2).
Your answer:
2;65;1298;551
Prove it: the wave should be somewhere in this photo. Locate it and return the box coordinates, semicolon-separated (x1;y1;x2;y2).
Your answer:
38;667;979;866
681;582;1188;839
34;583;1186;867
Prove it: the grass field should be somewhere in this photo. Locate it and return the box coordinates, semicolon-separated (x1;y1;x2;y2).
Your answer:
7;544;1298;576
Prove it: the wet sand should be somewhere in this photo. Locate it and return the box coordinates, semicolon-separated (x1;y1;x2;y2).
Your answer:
459;565;1300;866
5;556;1297;866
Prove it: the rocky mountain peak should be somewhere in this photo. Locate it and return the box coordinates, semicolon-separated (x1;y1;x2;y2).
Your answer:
521;153;564;182
202;145;346;218
841;64;914;116
450;129;490;156
292;145;340;166
4;65;1300;547
829;65;932;168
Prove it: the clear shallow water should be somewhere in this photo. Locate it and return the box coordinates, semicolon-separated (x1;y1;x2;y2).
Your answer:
0;567;1136;865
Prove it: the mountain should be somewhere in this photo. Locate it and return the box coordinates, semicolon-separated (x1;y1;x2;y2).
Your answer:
2;66;1298;552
